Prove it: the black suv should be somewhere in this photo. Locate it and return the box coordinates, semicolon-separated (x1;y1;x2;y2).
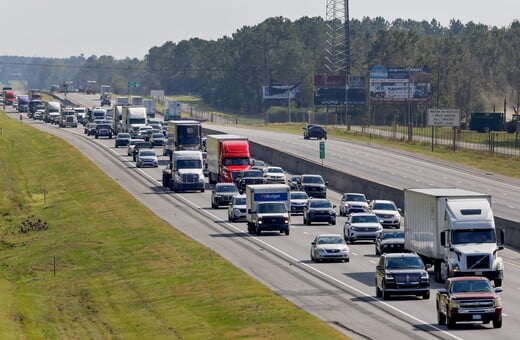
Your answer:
297;174;327;198
303;124;327;140
211;183;239;208
95;123;113;139
375;253;430;300
235;169;265;194
303;198;336;225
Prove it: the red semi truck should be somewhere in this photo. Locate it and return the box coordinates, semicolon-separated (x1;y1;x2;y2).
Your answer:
3;89;16;106
206;134;251;184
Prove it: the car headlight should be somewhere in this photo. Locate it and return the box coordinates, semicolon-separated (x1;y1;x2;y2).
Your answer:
450;300;459;308
341;247;349;253
494;297;502;307
452;263;460;272
496;260;504;271
318;248;327;254
420;271;429;279
385;273;394;281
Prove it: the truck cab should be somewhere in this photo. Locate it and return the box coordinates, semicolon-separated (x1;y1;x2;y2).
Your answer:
246;184;290;236
162;151;205;193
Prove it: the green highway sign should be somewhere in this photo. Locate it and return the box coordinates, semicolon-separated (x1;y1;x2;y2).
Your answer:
319;141;325;159
128;81;138;88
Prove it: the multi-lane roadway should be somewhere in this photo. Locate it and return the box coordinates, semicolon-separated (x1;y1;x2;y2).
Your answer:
7;94;520;340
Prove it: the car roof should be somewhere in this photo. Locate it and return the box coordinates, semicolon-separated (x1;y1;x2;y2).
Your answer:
372;200;394;204
350;212;376;216
382;252;419;258
447;276;490;282
316;233;343;238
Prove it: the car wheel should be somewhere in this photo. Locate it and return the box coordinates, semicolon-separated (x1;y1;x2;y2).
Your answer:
492;318;502;328
375;280;382;298
375;245;380;256
303;216;307;225
446;314;456;329
284;229;289;236
255;226;262;236
310;251;315;262
437;306;446;325
211;200;217;209
228;214;233;222
382;283;390;300
330;220;336;225
423;291;430;299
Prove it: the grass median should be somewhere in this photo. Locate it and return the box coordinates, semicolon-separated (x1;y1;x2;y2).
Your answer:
0;112;348;339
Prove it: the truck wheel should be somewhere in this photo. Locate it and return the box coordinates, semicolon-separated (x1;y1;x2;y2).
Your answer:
255;226;262;236
375;281;382;298
201;188;205;193
382;285;390;300
492;317;502;328
494;279;502;287
284;229;289;236
247;223;253;234
434;263;443;283
423;291;430;300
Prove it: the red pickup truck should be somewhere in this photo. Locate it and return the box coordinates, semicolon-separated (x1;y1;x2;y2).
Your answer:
436;276;503;329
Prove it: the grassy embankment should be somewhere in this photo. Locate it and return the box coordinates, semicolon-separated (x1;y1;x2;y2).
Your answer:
0;111;348;339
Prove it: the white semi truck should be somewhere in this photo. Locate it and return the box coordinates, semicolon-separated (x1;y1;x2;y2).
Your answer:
246;184;290;236
162;151;205;192
121;106;147;137
404;188;505;286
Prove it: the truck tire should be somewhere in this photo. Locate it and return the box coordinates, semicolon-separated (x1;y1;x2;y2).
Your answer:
493;317;502;328
255;226;262;236
247;222;254;233
434;262;443;283
446;314;456;329
437;306;446;325
494;279;502;287
283;229;289;236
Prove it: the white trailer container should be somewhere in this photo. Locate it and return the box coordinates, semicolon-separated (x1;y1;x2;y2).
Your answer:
246;184;290;236
404;188;505;286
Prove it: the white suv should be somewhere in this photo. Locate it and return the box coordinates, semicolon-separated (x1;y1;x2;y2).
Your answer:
369;200;402;229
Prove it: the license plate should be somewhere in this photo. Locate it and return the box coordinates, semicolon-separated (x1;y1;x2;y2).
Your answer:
472;315;482;320
475;271;483;275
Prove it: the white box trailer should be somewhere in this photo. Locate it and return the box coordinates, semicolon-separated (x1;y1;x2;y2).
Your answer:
404;188;505;286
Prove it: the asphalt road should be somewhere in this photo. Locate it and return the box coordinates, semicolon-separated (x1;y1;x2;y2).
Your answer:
12;95;520;340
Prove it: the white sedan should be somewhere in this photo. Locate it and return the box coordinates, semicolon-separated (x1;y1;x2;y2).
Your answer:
310;234;350;263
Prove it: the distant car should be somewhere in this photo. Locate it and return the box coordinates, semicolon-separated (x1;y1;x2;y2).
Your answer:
370;200;402;228
303;124;327;140
132;141;153;161
303;198;336;225
211;183;239;208
436;276;503;329
250;159;266;171
263;166;286;184
228;194;247;222
288;175;300;190
339;193;369;216
115;133;131;148
235;169;265;194
95;123;113;139
137;126;153;140
149;133;165;146
127;139;145;156
136;149;158;168
375;230;405;255
297;174;327;198
343;212;383;243
290;191;309;215
85;122;97;136
310;234;350;263
375;252;430;300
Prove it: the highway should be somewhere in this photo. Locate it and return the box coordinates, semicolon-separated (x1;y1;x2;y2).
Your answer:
8;94;520;339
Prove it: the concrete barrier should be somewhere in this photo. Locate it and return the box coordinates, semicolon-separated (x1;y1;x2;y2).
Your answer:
204;127;520;249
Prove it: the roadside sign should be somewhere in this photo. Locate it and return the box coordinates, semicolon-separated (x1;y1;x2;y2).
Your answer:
427;108;460;127
319;141;325;159
128;81;138;88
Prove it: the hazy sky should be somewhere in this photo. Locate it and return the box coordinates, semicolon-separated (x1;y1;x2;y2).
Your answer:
3;0;518;59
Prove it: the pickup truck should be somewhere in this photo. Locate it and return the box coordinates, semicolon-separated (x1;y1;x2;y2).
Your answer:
436;276;502;329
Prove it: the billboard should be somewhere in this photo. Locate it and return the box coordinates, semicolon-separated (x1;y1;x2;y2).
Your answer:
369;65;432;102
262;85;300;100
313;74;366;106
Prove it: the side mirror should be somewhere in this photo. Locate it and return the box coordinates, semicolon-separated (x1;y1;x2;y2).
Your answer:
311;242;316;246
438;288;448;295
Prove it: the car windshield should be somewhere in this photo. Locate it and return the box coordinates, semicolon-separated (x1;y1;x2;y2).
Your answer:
258;203;286;213
345;194;366;201
373;203;397;210
450;280;492;293
351;215;379;223
303;176;324;184
386;257;424;269
451;229;496;244
118;134;130;139
310;200;332;208
267;168;283;173
234;197;246;205
383;231;404;240
317;236;344;245
291;192;308;200
242;171;263;177
140;150;156;156
152;134;164;138
217;185;238;193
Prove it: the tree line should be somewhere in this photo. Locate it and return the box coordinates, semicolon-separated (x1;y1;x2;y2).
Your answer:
1;16;519;124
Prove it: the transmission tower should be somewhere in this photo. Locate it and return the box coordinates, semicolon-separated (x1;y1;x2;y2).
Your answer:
325;0;350;76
